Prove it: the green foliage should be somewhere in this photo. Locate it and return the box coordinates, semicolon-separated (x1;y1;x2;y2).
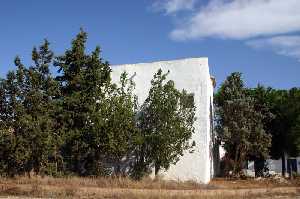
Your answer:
1;29;299;181
134;69;196;178
0;29;194;180
54;30;140;176
217;73;300;177
97;72;139;173
268;88;300;158
290;115;300;155
215;72;271;176
0;40;60;176
246;87;300;163
25;40;59;175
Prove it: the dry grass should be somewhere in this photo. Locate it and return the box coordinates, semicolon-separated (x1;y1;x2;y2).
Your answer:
0;176;299;199
0;175;213;190
210;177;300;189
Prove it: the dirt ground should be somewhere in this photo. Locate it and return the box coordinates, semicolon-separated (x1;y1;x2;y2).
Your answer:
210;177;300;189
0;177;299;199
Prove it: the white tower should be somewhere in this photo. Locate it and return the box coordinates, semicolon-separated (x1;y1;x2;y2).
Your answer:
112;58;215;183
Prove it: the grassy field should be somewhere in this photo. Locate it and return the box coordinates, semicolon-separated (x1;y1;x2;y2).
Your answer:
0;176;299;198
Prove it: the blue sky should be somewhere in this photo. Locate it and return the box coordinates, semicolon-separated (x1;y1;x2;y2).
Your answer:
0;0;299;89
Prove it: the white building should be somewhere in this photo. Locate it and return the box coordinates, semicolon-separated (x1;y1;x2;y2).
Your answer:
246;156;300;177
111;58;217;184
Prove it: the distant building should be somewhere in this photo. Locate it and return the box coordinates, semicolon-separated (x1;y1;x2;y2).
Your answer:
112;58;217;184
246;155;300;177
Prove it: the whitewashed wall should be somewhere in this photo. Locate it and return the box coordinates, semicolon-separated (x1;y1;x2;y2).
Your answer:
111;58;214;183
247;157;300;176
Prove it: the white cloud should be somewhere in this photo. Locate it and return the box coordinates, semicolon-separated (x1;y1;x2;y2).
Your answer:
170;0;300;41
153;0;196;15
246;36;300;61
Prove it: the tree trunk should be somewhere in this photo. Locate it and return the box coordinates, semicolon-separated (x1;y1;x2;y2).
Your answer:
254;158;265;177
233;146;240;176
154;163;160;176
281;151;286;177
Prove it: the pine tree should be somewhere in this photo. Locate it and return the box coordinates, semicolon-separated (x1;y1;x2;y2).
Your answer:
54;29;91;175
265;88;300;175
54;29;139;176
215;72;271;177
246;85;275;176
0;59;29;176
0;40;61;177
22;40;59;175
290;115;300;156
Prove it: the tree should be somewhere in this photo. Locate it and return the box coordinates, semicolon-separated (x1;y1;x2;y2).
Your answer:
247;85;274;176
284;88;300;157
290;115;300;156
134;69;196;178
54;29;104;175
0;30;201;179
0;59;30;176
0;40;60;176
94;72;139;175
23;40;60;175
215;72;271;177
265;88;300;176
54;29;138;176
